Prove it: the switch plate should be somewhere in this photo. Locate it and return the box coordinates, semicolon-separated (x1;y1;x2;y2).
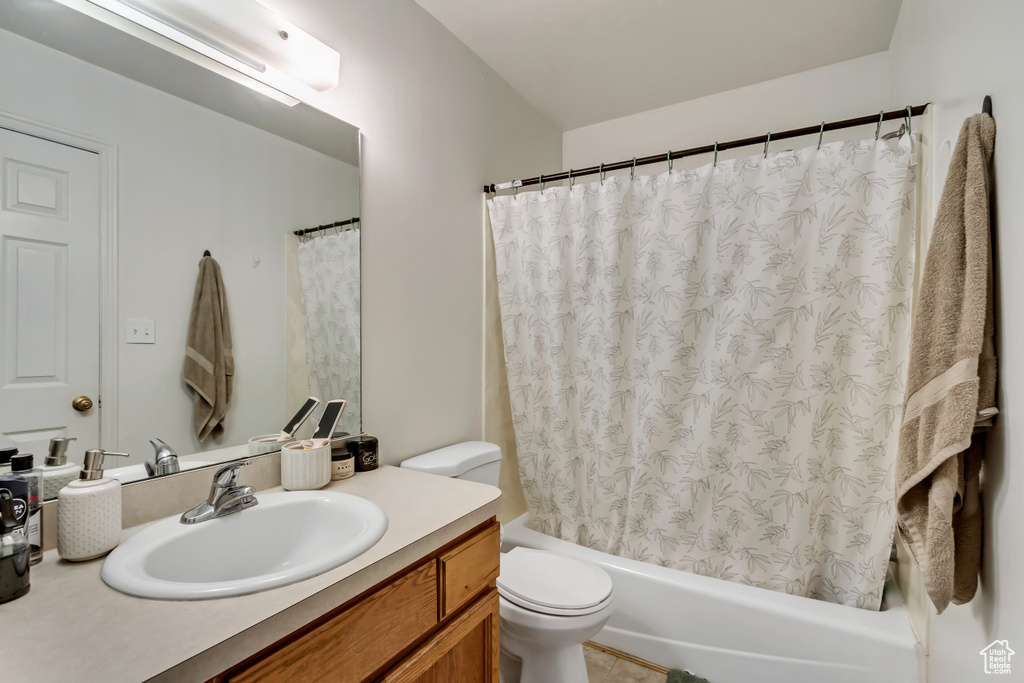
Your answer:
126;318;155;344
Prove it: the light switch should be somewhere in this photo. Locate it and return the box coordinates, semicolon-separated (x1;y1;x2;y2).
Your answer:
126;318;155;344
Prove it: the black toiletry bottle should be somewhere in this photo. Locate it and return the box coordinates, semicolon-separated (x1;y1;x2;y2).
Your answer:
0;446;16;474
348;436;379;472
0;490;30;604
0;470;29;539
10;455;41;565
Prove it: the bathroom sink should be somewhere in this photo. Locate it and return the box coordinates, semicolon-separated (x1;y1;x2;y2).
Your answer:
101;491;388;600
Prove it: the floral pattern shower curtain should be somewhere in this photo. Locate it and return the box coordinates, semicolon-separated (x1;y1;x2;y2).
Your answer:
488;136;918;609
298;228;361;436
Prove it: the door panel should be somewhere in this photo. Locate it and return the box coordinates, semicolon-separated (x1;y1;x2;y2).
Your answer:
0;127;101;457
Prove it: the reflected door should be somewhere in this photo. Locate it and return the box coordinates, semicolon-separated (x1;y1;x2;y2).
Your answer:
0;127;101;457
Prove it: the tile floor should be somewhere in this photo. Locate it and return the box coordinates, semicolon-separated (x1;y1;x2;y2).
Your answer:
583;643;666;683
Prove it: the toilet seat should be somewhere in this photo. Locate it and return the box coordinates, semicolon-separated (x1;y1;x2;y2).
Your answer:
497;548;613;616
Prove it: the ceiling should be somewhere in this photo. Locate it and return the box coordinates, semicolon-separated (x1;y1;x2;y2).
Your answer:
413;0;903;130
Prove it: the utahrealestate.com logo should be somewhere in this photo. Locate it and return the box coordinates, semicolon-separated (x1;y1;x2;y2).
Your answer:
980;640;1014;675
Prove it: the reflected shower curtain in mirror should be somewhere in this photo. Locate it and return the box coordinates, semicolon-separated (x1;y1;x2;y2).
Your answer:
488;136;918;609
298;228;360;435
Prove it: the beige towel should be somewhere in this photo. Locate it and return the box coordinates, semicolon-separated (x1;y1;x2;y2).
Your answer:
896;113;996;613
184;255;234;441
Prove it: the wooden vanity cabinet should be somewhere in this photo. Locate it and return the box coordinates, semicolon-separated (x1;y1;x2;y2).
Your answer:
218;520;500;683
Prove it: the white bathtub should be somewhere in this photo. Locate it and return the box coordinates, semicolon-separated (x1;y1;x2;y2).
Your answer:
501;514;920;683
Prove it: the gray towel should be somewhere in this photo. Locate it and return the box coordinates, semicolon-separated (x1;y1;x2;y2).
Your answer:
896;113;996;612
184;255;233;441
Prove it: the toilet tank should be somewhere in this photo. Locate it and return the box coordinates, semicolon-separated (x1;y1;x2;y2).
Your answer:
400;441;501;486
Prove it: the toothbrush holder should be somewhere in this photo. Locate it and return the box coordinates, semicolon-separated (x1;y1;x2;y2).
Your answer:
280;441;331;490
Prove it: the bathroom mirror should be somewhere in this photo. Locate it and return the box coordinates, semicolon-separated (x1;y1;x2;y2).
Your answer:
0;0;361;498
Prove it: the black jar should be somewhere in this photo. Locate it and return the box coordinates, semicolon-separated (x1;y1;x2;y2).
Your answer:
348;436;379;472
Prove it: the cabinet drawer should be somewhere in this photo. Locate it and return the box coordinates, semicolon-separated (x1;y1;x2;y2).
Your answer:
379;589;499;683
437;522;500;618
228;562;438;683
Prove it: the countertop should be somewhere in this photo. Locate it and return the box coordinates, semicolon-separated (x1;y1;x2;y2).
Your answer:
1;465;501;682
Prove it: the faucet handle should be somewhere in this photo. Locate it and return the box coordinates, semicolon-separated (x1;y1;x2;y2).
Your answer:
212;460;252;488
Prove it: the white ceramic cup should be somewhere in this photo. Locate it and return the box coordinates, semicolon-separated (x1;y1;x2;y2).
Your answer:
280;440;331;490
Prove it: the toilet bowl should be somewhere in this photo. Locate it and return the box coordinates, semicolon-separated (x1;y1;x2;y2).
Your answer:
400;442;616;683
497;547;614;683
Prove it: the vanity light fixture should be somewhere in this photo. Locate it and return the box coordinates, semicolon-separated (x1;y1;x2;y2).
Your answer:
75;0;340;105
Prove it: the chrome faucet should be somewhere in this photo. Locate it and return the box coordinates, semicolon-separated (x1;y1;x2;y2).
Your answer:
180;461;257;524
145;438;181;477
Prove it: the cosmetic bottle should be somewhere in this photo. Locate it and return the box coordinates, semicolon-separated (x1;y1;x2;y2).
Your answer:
40;437;80;501
349;435;379;472
330;435;355;481
57;449;129;562
0;472;28;541
0;445;16;475
0;490;30;604
9;455;41;565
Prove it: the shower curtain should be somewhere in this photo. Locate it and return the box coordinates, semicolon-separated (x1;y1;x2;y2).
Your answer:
298;228;361;436
488;136;918;609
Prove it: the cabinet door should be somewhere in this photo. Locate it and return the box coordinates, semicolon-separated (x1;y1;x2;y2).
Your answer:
227;562;438;683
379;590;499;683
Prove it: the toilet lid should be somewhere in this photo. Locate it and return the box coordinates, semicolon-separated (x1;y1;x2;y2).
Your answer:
497;548;613;613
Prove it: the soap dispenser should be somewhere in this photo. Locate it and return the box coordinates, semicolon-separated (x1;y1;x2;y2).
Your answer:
40;437;80;500
57;449;129;562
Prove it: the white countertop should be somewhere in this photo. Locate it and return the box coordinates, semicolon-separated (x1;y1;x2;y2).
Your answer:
1;465;501;682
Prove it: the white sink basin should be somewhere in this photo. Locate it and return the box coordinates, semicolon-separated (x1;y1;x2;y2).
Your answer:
101;491;388;600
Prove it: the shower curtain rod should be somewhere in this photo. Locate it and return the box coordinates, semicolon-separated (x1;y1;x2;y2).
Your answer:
293;216;360;237
483;103;929;193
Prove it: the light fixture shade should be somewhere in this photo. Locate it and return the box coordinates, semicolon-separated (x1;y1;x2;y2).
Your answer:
88;0;340;92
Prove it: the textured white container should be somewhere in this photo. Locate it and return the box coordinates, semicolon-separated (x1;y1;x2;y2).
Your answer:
41;462;81;500
57;478;122;561
248;434;290;457
281;441;331;490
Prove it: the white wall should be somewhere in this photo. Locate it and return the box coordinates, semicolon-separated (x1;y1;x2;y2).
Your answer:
888;2;1024;680
0;28;359;463
563;52;890;171
258;0;563;464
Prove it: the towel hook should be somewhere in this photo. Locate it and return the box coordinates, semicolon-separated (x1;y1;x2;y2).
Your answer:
203;249;211;257
817;121;825;150
713;142;719;167
905;105;913;136
599;163;605;185
630;157;637;180
666;151;673;172
875;110;885;140
763;132;771;159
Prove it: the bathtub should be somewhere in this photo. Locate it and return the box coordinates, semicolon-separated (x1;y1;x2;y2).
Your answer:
501;514;920;683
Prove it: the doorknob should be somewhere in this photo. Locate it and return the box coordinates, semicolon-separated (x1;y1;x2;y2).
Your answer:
72;395;94;412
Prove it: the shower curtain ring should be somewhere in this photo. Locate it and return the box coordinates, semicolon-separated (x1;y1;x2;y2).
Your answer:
630;157;637;180
905;105;913;136
763;132;771;159
539;173;545;191
713;142;718;167
817;121;825;150
666;151;673;172
599;163;605;185
875;110;885;140
513;183;518;197
568;169;575;189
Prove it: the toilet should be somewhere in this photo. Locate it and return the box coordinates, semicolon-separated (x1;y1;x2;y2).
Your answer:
401;442;615;683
